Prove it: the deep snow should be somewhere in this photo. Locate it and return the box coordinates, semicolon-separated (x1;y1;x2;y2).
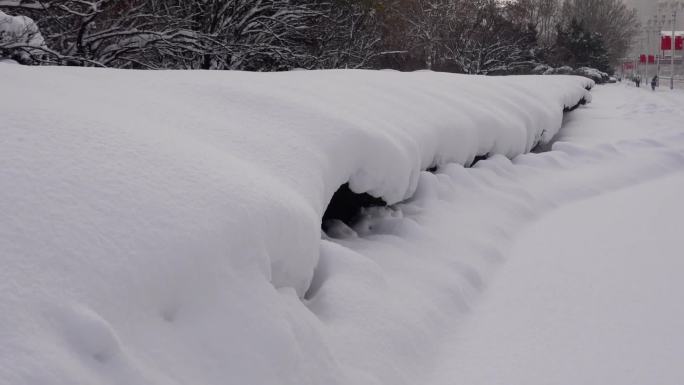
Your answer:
1;67;682;385
0;66;592;385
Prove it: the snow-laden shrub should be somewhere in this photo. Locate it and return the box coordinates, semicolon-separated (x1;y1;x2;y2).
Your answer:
532;64;552;75
555;66;574;75
574;67;603;83
573;67;610;84
537;65;608;84
0;10;47;64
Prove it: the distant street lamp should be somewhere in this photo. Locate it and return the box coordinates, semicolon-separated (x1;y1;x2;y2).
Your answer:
645;21;653;81
671;9;678;90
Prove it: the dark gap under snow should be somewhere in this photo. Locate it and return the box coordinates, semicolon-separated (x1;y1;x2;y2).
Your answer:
322;155;490;234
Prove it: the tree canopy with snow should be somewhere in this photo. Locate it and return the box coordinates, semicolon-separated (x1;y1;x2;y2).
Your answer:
0;0;639;72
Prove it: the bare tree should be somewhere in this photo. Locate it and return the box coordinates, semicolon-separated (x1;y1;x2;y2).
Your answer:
447;0;539;74
1;1;208;67
308;0;386;69
181;0;321;70
1;0;327;69
505;0;561;46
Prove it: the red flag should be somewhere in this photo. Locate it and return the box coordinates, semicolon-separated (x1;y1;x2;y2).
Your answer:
648;55;655;64
640;54;647;63
662;35;672;50
676;36;684;50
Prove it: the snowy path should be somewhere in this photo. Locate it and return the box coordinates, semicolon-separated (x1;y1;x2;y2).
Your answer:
558;83;684;145
429;85;684;385
431;173;684;385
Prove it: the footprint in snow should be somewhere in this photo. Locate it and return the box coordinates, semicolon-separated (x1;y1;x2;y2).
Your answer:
51;303;123;364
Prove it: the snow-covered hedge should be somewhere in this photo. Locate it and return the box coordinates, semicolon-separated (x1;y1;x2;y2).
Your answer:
0;66;592;385
575;67;610;83
0;10;46;64
533;64;609;84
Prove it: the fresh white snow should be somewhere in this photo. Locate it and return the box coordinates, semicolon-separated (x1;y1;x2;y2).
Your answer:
558;83;684;145
430;171;684;385
1;66;683;385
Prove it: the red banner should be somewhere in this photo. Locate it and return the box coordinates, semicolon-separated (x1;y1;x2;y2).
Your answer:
662;35;684;50
640;55;656;63
623;62;634;70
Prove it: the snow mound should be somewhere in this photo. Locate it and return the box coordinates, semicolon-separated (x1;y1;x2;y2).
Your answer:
0;66;593;385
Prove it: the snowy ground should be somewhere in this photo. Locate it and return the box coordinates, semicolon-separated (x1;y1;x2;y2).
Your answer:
558;82;684;144
1;68;683;385
431;171;684;385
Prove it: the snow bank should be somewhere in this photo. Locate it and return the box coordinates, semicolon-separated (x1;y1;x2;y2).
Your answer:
0;66;593;385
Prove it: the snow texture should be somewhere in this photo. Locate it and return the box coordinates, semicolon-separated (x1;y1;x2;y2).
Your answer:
431;171;684;385
8;67;683;385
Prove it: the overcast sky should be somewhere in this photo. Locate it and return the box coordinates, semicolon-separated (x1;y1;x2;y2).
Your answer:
623;0;652;16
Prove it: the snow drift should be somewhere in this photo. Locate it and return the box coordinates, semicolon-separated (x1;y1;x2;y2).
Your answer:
0;66;594;385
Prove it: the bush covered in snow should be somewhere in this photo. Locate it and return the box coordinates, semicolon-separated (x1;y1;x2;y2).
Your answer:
534;64;609;84
531;64;552;75
555;66;574;75
575;67;609;84
0;10;47;64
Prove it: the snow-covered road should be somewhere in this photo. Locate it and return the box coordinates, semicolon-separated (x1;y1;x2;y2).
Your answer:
430;84;684;385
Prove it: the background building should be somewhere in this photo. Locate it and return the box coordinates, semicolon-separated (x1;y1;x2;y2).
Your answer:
622;0;684;80
629;1;683;57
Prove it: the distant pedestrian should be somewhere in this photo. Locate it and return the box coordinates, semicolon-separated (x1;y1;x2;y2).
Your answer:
635;75;641;88
651;76;658;91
